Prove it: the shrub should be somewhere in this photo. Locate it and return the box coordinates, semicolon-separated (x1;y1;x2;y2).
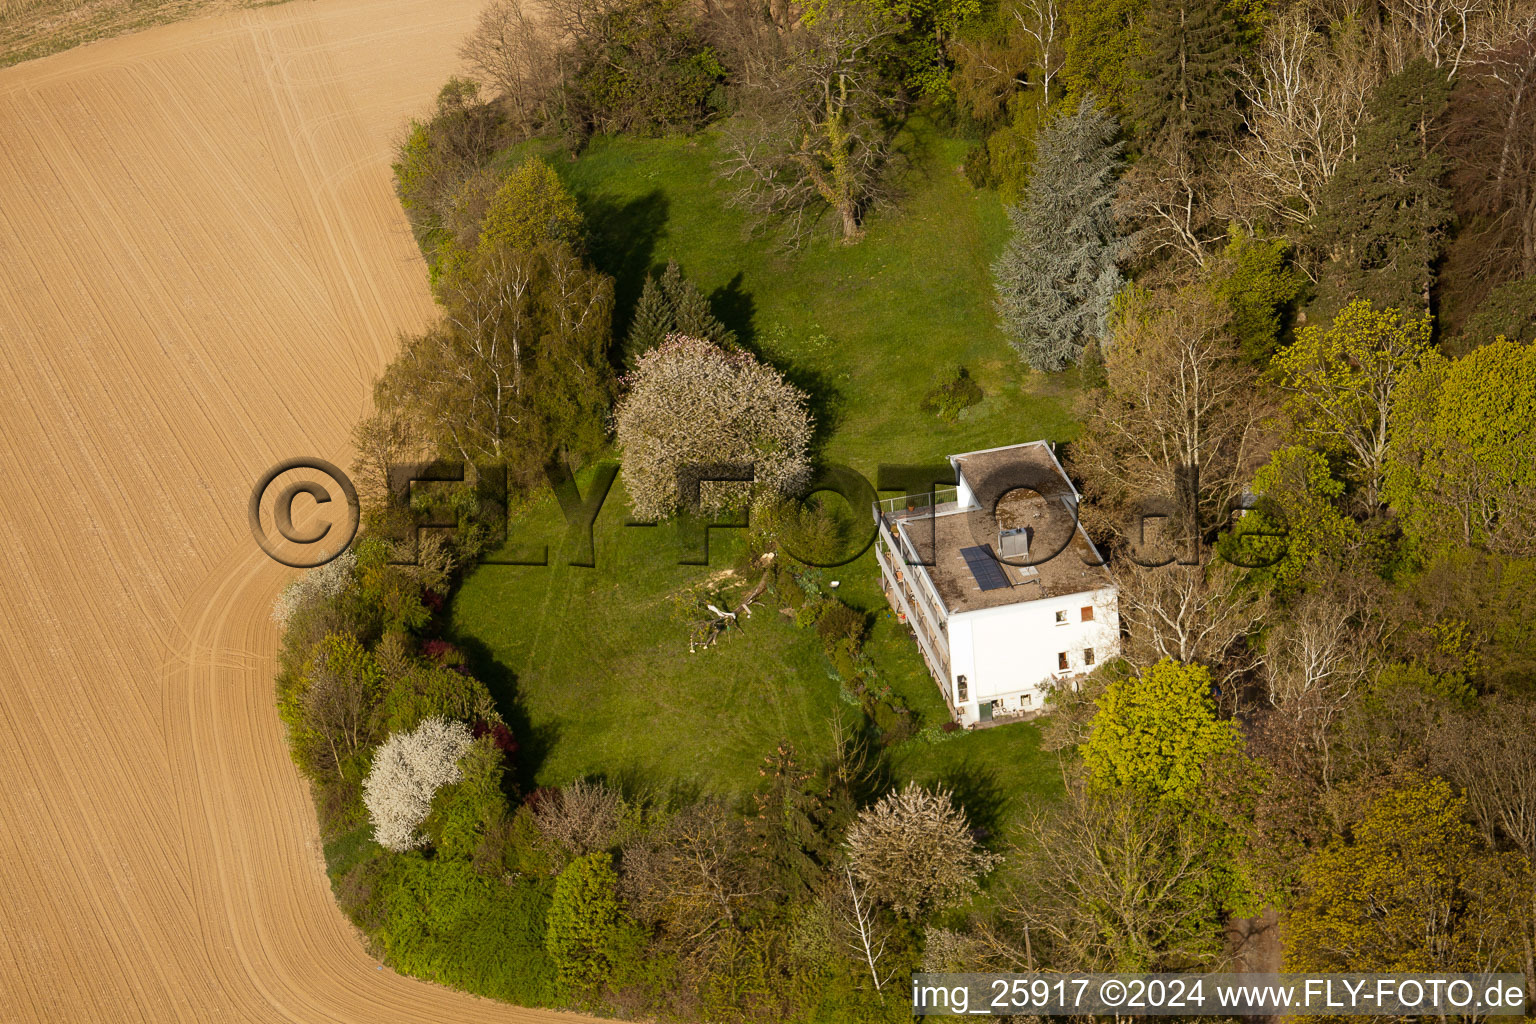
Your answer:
379;854;556;1005
546;852;633;996
919;366;983;423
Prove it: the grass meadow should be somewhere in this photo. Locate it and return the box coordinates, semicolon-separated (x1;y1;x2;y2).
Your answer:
451;120;1078;823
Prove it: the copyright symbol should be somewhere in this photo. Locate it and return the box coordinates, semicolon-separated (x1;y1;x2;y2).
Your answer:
249;457;359;568
1100;980;1126;1007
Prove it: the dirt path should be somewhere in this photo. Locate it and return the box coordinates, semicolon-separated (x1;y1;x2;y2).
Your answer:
0;3;591;1020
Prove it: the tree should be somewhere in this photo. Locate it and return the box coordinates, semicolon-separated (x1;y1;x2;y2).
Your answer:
1111;563;1270;685
1457;275;1536;351
1002;776;1230;971
477;158;584;255
1384;336;1536;554
300;633;387;782
460;0;560;134
623;259;735;365
1222;444;1361;597
993;97;1125;371
363;717;475;852
1209;228;1305;364
844;783;1001;918
613;335;813;521
1231;11;1383;230
1060;0;1147;114
392;78;505;243
1116;0;1243;266
1285;775;1524;974
1071;284;1266;546
620;800;755;944
532;779;627;861
1449;16;1536;283
376;240;614;480
1083;659;1241;800
1271;299;1433;510
745;744;846;900
546;852;633;995
718;6;902;242
1310;59;1454;314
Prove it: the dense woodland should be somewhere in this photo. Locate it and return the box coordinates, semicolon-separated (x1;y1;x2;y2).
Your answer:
272;0;1536;1019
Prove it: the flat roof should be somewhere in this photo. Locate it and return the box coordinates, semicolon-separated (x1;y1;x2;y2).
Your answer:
951;441;1077;503
898;491;1112;614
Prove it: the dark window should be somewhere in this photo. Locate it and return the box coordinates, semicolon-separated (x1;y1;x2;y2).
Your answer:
1058;652;1069;671
957;675;968;701
1081;606;1094;621
1084;648;1096;666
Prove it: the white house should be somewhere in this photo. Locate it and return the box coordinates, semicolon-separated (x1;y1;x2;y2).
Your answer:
873;441;1120;727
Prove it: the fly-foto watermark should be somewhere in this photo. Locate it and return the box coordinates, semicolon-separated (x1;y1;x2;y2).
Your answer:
249;455;1292;571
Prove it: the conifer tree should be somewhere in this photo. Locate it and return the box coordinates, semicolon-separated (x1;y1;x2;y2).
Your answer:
1310;59;1453;315
621;259;735;366
1129;0;1242;160
993;98;1125;371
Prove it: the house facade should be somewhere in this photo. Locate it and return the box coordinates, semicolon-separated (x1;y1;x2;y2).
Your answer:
873;441;1120;726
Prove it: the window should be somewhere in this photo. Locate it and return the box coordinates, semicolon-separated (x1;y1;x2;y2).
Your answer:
1020;694;1032;708
957;675;968;701
1058;652;1069;671
1054;609;1067;624
1081;605;1094;622
1083;648;1096;666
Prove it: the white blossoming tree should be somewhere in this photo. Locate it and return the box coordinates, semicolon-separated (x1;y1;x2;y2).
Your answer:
845;783;1001;919
613;334;813;522
271;548;357;629
362;716;474;852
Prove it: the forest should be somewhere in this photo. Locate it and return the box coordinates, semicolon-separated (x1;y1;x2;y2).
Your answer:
269;0;1536;1019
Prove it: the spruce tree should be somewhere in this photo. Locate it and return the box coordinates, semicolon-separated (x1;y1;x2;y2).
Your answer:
621;258;735;366
1310;59;1453;315
1129;0;1242;161
993;98;1126;372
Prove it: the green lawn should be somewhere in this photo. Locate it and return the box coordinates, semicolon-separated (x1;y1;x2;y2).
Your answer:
504;119;1081;469
452;120;1078;811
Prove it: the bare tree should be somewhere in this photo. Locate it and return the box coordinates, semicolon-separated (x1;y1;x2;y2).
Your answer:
460;0;562;132
1013;0;1064;107
1260;577;1390;786
1001;775;1230;971
533;778;626;859
718;8;902;243
1384;0;1494;75
1451;11;1536;280
1113;563;1269;688
836;863;893;992
1072;285;1271;550
1230;10;1383;229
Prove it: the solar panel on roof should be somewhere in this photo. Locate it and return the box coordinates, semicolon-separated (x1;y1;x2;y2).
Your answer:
960;545;1011;591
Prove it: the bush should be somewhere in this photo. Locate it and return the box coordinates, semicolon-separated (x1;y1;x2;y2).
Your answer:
546;852;635;997
378;854;556;1006
919;365;983;423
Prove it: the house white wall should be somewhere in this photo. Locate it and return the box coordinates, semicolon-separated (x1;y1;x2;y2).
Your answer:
945;587;1119;723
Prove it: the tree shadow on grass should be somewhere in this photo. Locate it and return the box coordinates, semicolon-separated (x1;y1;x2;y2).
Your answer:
452;631;559;796
708;272;757;349
576;189;670;358
931;751;1009;844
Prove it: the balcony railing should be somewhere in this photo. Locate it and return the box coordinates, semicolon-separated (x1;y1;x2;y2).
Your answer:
876;486;961;527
